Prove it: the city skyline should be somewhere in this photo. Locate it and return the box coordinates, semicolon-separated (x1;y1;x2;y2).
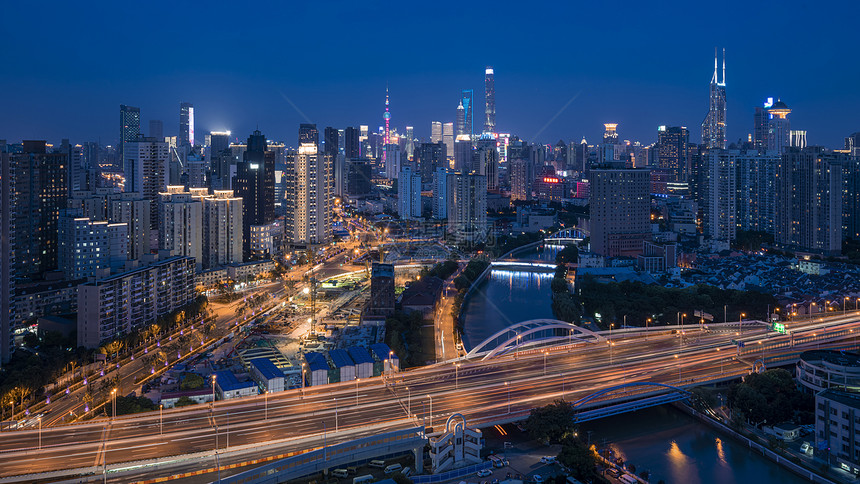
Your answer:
2;1;859;147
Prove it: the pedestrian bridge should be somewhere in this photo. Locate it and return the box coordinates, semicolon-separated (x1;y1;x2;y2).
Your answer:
572;382;692;422
465;319;605;360
544;227;588;244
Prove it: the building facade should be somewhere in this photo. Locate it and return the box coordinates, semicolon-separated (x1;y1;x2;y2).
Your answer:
589;168;650;257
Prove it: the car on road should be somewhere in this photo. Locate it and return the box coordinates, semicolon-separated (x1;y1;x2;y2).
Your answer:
540;456;557;464
532;474;544;483
477;468;492;477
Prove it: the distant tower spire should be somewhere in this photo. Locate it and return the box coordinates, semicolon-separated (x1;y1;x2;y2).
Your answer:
712;47;718;83
383;84;391;166
721;47;726;85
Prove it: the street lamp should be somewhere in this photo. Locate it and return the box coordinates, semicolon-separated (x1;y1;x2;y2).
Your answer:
428;394;433;428
355;378;360;406
211;374;217;409
159;404;163;436
37;416;41;450
265;390;269;421
455;363;460;389
406;386;411;416
111;388;117;420
505;382;511;414
740;313;746;336
543;351;547;376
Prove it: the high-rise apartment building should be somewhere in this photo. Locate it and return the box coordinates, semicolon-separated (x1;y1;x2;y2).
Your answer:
201;190;243;270
58;213;128;280
284;142;332;246
447;172;487;243
179;102;194;147
484;67;495;133
432;167;449;219
775;147;843;255
397;167;422;220
159;187;203;271
702;49;727;150
657;126;690;182
108;192;152;261
77;256;195;348
234;130;275;257
123;137;169;230
589;168;650;257
0;145;15;364
735;151;780;234
119;104;141;164
510;158;533;202
702;150;737;243
416;142;447;187
10;141;68;278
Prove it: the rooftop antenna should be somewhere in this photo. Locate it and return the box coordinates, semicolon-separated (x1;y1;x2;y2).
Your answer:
721;48;726;85
712;47;718;83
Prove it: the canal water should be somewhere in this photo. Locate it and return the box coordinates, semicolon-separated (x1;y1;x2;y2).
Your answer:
579;405;809;484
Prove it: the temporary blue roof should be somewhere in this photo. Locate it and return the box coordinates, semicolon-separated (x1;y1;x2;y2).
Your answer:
249;358;284;381
328;349;355;369
304;352;329;372
347;346;374;365
370;343;398;362
213;370;256;392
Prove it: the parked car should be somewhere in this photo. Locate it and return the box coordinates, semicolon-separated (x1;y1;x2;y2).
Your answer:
540;456;557;464
532;474;544;483
477;469;492;477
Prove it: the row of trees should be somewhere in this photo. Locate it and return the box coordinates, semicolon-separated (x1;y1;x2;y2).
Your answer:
385;311;427;368
727;368;814;426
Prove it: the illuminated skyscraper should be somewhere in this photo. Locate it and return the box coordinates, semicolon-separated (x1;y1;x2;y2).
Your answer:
766;100;791;153
603;123;619;144
383;86;391;167
456;100;465;136
235;130;275;257
590;168;650;257
657;126;690;182
702;48;727;149
461;89;474;136
299;123;319;146
285;141;332;246
484;67;495;133
443;123;454;160
0;144;14;364
179;102;194;147
431;121;443;143
123;137;169;230
119;104;141;164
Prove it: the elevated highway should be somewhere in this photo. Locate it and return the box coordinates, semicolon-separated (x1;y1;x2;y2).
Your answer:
1;313;859;482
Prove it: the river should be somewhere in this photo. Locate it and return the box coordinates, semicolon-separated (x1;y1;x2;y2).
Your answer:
579;405;808;484
462;244;808;483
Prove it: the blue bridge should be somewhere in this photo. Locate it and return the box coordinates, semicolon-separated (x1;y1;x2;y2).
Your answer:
544;227;588;244
571;382;692;423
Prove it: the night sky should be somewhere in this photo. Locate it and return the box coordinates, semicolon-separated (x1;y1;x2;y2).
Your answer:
2;0;858;148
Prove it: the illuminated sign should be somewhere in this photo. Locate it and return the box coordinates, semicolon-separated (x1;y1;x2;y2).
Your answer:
764;97;774;109
772;322;786;334
543;177;560;184
250;163;259;170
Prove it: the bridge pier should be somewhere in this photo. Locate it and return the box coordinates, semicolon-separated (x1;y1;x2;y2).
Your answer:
414;446;422;471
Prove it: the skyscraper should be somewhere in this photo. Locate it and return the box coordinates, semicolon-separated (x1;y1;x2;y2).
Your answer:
443;123;454;160
603;123;619;144
119;104;141;164
0;144;15;364
510;158;533;202
235;130;276;257
431;121;443;143
766;100;791;153
590;168;650;257
324;127;342;196
657;126;690;182
456;101;466;136
461;89;474;137
454;135;473;172
201;190;243;270
484;67;495;133
159;187;204;271
383;86;391;167
397;167;422;220
299;124;319;146
447;172;487;243
432;167;449;219
477;134;499;190
736;151;780;234
776;147;843;255
702;48;727;150
10;141;68;278
416;142;447;187
123;137;169;230
703;150;737;244
179;102;194;147
149;120;164;141
344;126;360;159
284;140;332;246
753;99;771;151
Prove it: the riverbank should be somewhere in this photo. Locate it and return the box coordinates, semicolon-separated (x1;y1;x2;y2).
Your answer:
674;402;840;484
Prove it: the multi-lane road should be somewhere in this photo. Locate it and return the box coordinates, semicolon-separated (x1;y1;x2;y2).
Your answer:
1;313;859;482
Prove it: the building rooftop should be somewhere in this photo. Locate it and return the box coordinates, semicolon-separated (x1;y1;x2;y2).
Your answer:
304;352;329;372
801;350;860;368
347;346;374;366
249;357;284;381
329;349;355;369
214;370;257;393
370;343;398;362
819;389;860;410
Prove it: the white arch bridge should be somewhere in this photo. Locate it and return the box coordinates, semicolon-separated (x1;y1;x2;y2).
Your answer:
464;319;605;360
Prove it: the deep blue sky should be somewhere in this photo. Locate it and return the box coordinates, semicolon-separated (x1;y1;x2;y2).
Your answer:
2;1;858;148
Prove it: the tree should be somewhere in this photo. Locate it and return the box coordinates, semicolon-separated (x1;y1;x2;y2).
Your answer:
180;373;205;390
555;245;579;265
174;396;197;407
558;437;595;481
524;399;576;443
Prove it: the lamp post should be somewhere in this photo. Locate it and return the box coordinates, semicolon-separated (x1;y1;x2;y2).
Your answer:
265;390;268;421
334;397;338;432
428;395;433;428
355;378;360;406
111;388;117;420
740;313;746;336
406;386;411;415
211;374;216;409
505;382;511;414
561;374;565;400
543;351;547;376
455;363;460;389
37;416;41;450
515;333;522;360
159;404;163;436
645;318;651;340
